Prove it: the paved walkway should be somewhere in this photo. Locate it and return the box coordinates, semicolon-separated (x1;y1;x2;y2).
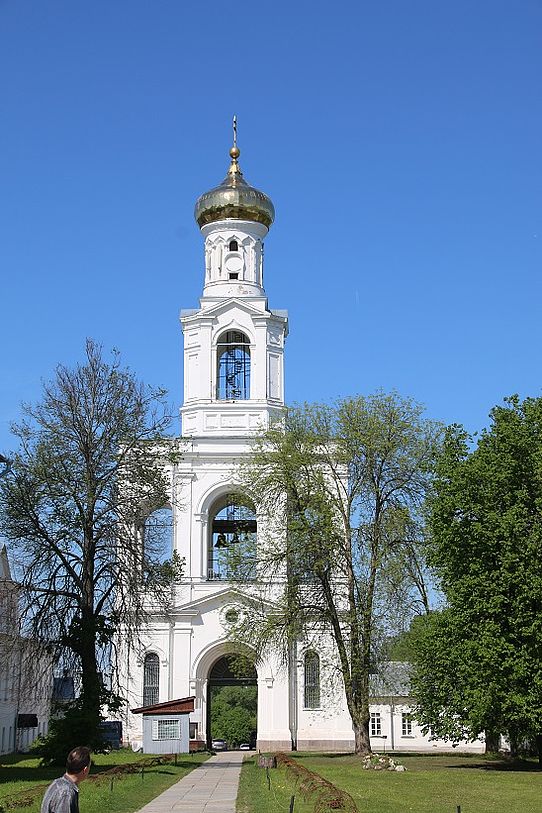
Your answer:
137;751;248;813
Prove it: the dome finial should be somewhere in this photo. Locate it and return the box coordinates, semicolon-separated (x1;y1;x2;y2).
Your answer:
229;115;241;171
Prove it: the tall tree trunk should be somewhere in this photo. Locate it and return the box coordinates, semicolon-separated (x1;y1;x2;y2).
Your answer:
353;718;371;754
79;608;102;725
484;730;500;753
508;732;518;760
351;695;371;755
535;734;542;767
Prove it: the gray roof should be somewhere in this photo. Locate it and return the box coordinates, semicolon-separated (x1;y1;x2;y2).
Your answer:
369;661;412;698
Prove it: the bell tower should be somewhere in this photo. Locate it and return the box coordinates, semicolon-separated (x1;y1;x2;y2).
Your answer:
126;122;295;757
180;122;288;437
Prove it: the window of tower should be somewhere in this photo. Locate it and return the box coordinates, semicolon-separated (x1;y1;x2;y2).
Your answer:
304;651;321;709
208;496;256;581
229;239;238;252
143;652;159;706
217;331;250;400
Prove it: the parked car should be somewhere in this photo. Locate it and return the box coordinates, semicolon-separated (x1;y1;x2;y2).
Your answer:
239;743;251;750
211;739;227;750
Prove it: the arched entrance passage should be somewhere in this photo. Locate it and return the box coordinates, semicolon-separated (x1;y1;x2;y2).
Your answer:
207;655;257;749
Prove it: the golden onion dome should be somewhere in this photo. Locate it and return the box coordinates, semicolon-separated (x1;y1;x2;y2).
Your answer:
194;130;275;229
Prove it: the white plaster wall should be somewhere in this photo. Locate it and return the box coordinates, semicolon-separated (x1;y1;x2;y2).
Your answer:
201;220;268;298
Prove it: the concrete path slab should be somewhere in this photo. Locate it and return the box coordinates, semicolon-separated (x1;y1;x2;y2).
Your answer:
136;752;248;813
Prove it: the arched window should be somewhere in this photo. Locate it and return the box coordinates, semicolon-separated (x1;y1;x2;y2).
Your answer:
217;331;250;400
142;507;173;564
304;651;320;709
208;496;256;581
143;653;159;706
229;239;238;252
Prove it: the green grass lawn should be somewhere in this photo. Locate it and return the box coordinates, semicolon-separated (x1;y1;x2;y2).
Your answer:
237;752;542;813
0;750;209;813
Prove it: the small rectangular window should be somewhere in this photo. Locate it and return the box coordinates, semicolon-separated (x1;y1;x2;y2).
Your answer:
401;713;412;736
152;718;180;741
228;273;239;280
189;722;197;739
370;712;381;737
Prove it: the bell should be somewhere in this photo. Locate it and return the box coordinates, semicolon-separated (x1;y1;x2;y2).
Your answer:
215;533;228;548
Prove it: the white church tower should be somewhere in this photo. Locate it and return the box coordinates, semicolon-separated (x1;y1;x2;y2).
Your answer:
125;125;295;752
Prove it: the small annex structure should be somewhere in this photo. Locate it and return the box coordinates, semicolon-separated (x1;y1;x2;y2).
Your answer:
131;697;195;754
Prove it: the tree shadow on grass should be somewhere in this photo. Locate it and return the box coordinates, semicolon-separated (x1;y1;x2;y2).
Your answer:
0;765;125;785
286;751;542;773
0;755;205;786
445;760;541;772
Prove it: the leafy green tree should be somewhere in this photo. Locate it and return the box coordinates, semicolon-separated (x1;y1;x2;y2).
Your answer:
210;685;257;746
0;340;182;760
386;614;430;662
230;393;441;754
411;396;542;760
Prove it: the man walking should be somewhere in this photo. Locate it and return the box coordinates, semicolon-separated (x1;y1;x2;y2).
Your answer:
41;746;91;813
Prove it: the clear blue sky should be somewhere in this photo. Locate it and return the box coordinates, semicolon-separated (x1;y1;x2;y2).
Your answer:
1;0;541;452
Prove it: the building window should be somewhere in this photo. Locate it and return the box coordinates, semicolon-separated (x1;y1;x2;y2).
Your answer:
208;497;256;581
143;653;159;707
189;722;197;739
304;651;320;709
217;331;250;400
229;239;238;251
401;712;412;736
152;719;180;741
370;712;381;737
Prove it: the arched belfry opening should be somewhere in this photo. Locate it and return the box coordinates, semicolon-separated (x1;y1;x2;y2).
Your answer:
207;655;257;749
207;495;256;581
216;330;251;400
